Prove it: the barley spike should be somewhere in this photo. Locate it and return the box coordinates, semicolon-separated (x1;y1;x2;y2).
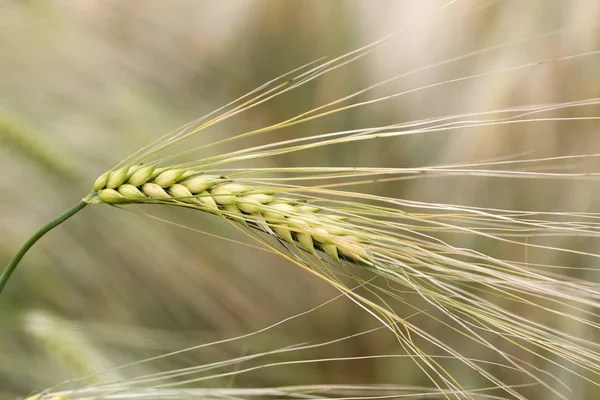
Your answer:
90;165;369;263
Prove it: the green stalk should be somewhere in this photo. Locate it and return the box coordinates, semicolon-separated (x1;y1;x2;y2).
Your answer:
0;200;88;296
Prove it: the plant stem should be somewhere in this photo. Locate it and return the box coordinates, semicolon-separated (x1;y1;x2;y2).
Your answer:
0;200;88;296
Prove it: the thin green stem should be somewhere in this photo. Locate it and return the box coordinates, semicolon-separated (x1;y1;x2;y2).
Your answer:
0;200;88;296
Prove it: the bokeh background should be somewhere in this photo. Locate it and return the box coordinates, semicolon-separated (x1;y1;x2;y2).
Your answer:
1;1;600;399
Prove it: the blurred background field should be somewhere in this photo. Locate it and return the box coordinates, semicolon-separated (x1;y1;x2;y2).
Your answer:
1;1;600;399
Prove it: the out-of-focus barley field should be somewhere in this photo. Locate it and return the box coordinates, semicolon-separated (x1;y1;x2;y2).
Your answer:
1;1;600;399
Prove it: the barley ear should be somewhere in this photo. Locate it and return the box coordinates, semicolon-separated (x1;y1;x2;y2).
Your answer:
0;200;88;297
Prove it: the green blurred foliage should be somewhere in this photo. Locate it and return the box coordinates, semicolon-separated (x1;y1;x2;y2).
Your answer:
1;1;599;399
